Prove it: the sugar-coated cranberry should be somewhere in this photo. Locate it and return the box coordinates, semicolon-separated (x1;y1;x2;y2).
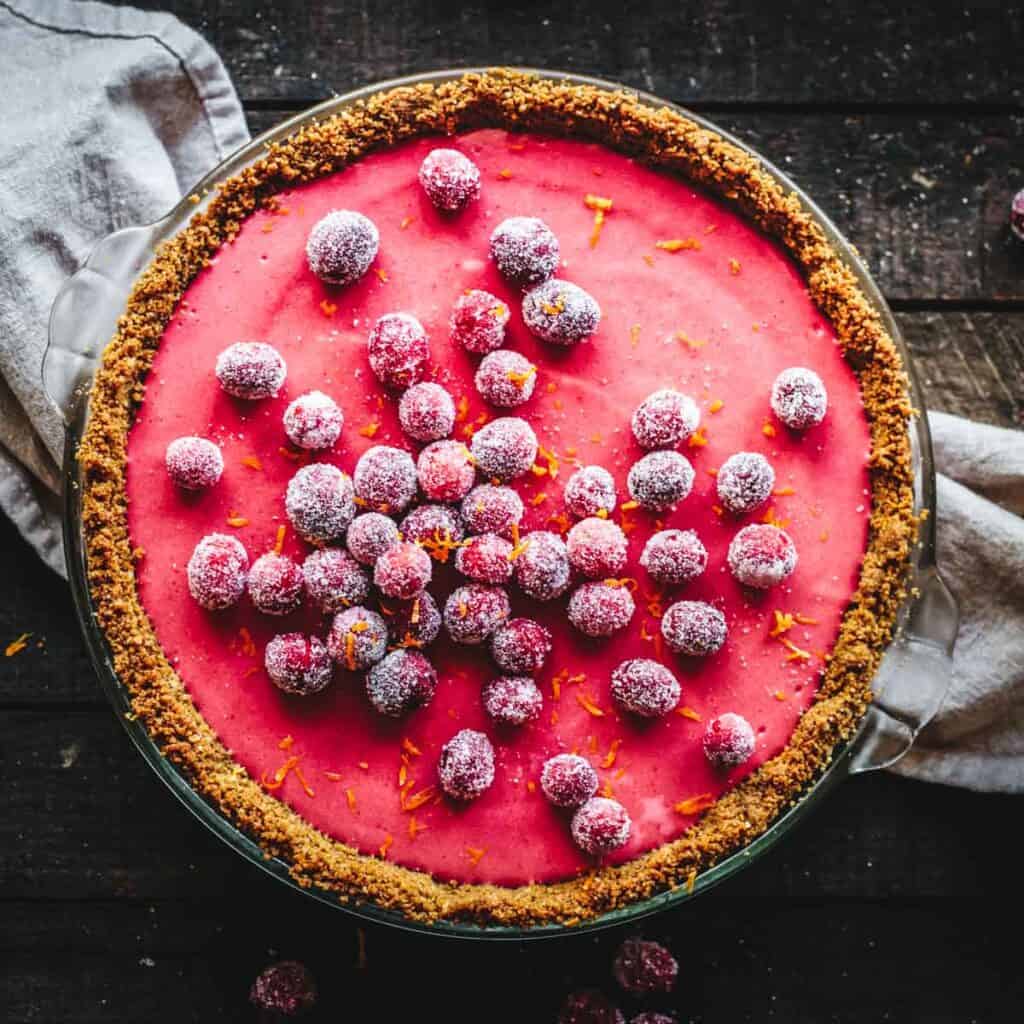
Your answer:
612;937;679;995
327;606;388;670
345;512;400;566
727;523;798;589
400;503;464;547
566;517;628;579
215;341;286;400
187;533;248;610
450;289;510;354
703;712;756;770
366;649;437;717
568;582;636;638
438;728;495;800
367;313;429;390
630;1014;677;1024
771;367;828;430
247;552;304;616
522;279;601;346
416;439;476;502
455;532;514;583
460;484;523;538
353;445;417;513
661;600;727;656
306;209;379;286
418;148;481;211
264;633;333;696
373;540;432;599
489;216;560;287
474;349;537;408
564;465;616;519
483;676;543;726
383;591;442;648
627;450;694;511
558;989;625;1024
513;530;571;601
398;382;455;442
470;416;538;481
631;389;700;450
716;451;775;515
571;797;631;856
443;583;510;644
540;754;599;808
639;529;707;586
302;547;369;613
249;960;317;1018
610;659;681;718
283;390;343;450
165;436;223;490
490;617;553;674
1013;188;1024;242
285;463;356;544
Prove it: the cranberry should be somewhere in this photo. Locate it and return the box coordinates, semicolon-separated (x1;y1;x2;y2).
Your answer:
248;552;304;615
383;591;442;648
366;649;438;717
264;633;333;696
490;617;553;675
1013;188;1024;242
770;367;828;430
353;445;417;513
215;341;286;400
418;148;481;211
727;523;797;589
489;216;560;287
715;451;775;515
165;436;223;490
631;389;700;449
566;517;628;579
305;209;379;286
470;416;538;481
327;606;388;670
564;465;616;519
522;279;601;346
482;675;543;726
460;483;523;538
450;289;510;354
639;529;707;586
610;659;681;718
627;450;694;511
283;390;343;450
438;728;495;800
703;712;756;769
571;797;631;856
301;547;369;614
416;439;476;502
540;753;599;808
249;960;317;1018
455;532;514;583
345;512;400;566
661;600;727;656
398;381;456;442
400;503;464;547
373;540;432;599
474;349;537;408
630;1014;677;1024
443;583;510;644
187;533;248;610
285;462;356;544
568;582;635;638
612;937;679;995
367;313;429;390
513;530;571;601
558;989;625;1024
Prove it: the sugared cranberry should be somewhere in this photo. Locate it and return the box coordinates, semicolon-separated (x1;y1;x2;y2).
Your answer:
383;591;442;648
438;728;495;800
558;989;625;1024
400;503;464;547
483;675;543;726
215;341;286;400
716;451;775;516
610;659;681;718
661;600;727;656
165;436;223;490
264;633;333;696
283;390;343;450
249;960;317;1019
703;712;756;770
366;649;437;717
627;450;694;511
373;541;432;599
398;381;456;442
285;463;356;544
450;289;510;354
416;439;476;502
187;533;248;610
460;484;523;538
566;517;628;579
630;1014;677;1024
522;279;601;346
771;367;828;430
248;552;304;615
490;617;552;675
639;529;707;586
418;148;481;212
470;416;538;481
540;754;599;808
302;547;369;613
631;389;700;450
1013;188;1024;242
474;349;537;408
367;313;429;390
455;532;514;583
306;209;379;286
327;606;388;670
513;530;571;601
612;937;679;995
568;582;636;637
353;445;417;513
489;216;560;287
564;465;617;519
443;583;510;644
727;523;797;589
571;797;631;856
345;512;400;566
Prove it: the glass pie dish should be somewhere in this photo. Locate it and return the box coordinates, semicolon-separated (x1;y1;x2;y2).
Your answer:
44;68;959;939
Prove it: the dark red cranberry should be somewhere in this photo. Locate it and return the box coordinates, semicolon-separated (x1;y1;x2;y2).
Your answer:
353;445;417;513
187;533;248;610
558;990;625;1024
264;633;333;696
564;464;616;519
610;659;681;718
661;600;727;656
398;381;456;442
455;532;514;584
630;1014;677;1024
1013;188;1024;241
418;148;481;211
703;712;756;769
247;552;304;616
283;390;343;450
727;523;797;589
327;606;388;670
482;675;543;726
302;547;369;613
770;367;828;429
383;591;442;648
612;937;679;995
490;617;552;674
568;582;635;638
285;462;356;544
438;728;495;800
474;349;537;408
416;439;476;502
489;216;560;287
716;451;775;514
469;416;538;481
165;436;223;490
215;341;286;400
345;512;400;567
631;389;699;449
513;530;571;601
639;529;707;586
400;503;464;547
540;754;599;808
570;797;631;856
627;450;694;511
249;960;317;1018
306;209;379;285
373;541;432;599
366;649;438;717
450;289;510;354
460;484;523;538
566;517;628;579
522;279;601;345
443;584;510;644
367;313;429;390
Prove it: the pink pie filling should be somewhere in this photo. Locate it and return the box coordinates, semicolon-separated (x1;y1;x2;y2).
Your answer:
125;130;871;885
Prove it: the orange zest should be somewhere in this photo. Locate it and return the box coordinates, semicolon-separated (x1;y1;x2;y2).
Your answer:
529;492;547;507
401;786;436;812
400;215;415;229
601;739;623;769
545;512;571;535
575;691;605;717
774;486;796;496
226;512;249;528
466;846;487;866
4;632;31;658
761;506;790;529
708;398;724;413
346;788;357;809
319;299;338;317
408;815;427;839
378;834;393;858
497;168;512;179
278;734;294;751
769;610;795;637
781;638;812;662
674;792;716;815
676;330;707;351
273;525;287;555
583;193;613;247
374;268;389;283
417;527;467;564
604;577;637;591
762;422;777;438
240;455;263;471
629;323;642;348
238;627;257;658
455;394;470;423
729;258;742;274
656;238;701;252
358;421;380;438
688;426;709;448
677;706;702;722
508;538;531;562
507;364;537;387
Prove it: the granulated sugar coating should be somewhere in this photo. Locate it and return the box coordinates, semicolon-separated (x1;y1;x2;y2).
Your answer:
398;382;456;442
540;754;599;808
443;583;511;644
367;312;429;390
353;445;417;513
627;450;695;511
249;960;317;1019
460;484;523;538
568;582;636;637
214;341;286;400
449;288;510;354
454;532;514;584
631;389;700;450
566;517;628;579
187;533;248;610
489;215;560;287
661;600;727;656
366;649;438;717
513;530;571;601
610;658;681;718
400;503;464;546
285;463;356;544
416;440;476;502
522;279;601;346
327;606;388;670
469;416;538;480
418;148;481;212
612;937;679;995
703;712;757;770
264;633;333;696
301;547;369;614
771;366;828;430
563;464;617;519
716;451;775;515
571;797;632;856
558;990;625;1024
384;591;442;647
305;209;379;286
490;617;553;675
438;728;495;801
639;529;708;586
727;523;798;589
246;553;304;616
482;675;544;726
345;513;400;567
373;541;432;599
283;390;343;450
165;436;223;490
474;349;537;408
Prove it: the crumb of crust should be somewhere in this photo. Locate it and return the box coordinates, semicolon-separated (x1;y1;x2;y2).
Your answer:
76;68;915;930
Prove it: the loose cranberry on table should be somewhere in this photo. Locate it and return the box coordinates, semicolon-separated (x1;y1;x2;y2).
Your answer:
474;349;537;408
383;591;442;648
366;649;438;717
566;516;628;579
571;796;632;856
540;753;599;808
716;451;775;515
305;208;379;286
449;288;510;354
345;512;400;567
639;529;707;586
703;712;756;770
264;633;333;696
460;483;523;537
612;937;679;995
558;990;625;1024
187;533;248;611
366;312;429;390
353;444;418;513
438;728;495;801
398;381;456;442
443;583;511;644
630;1014;677;1024
416;439;476;501
513;530;571;601
522;279;601;345
165;436;223;490
400;503;464;546
627;450;695;511
489;215;560;287
610;659;681;718
490;617;552;674
661;600;727;657
469;415;538;481
418;147;481;211
631;388;700;450
327;606;388;670
249;960;317;1019
454;531;514;584
568;582;636;637
727;523;798;589
247;552;304;616
482;675;543;726
301;547;369;613
285;462;356;544
770;366;828;430
1012;188;1024;241
373;540;432;599
282;390;343;450
215;341;286;400
564;464;617;519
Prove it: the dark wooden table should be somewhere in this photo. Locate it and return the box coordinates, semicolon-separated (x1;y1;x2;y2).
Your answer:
4;3;1023;1021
